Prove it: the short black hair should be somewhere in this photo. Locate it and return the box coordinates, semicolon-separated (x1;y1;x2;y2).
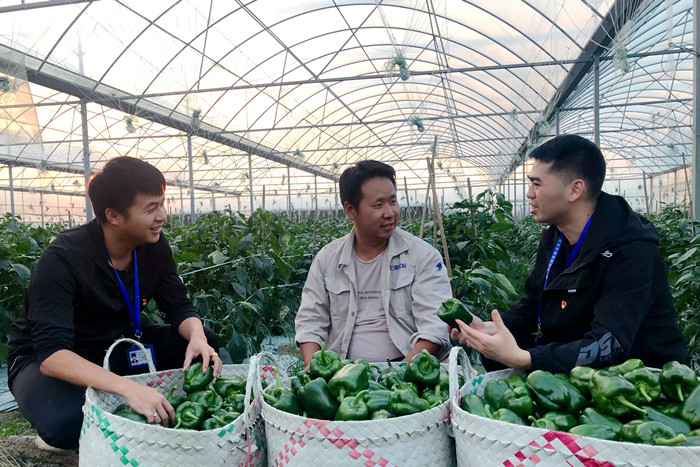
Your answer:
88;156;166;223
529;134;606;200
339;160;396;210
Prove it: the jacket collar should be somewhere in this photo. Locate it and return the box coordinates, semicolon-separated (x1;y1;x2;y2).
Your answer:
338;227;410;267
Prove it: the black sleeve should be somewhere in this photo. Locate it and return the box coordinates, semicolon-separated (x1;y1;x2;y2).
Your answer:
152;236;201;330
27;247;78;364
528;240;659;373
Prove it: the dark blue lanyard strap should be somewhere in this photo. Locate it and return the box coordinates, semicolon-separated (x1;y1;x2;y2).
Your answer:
107;249;141;338
535;215;594;344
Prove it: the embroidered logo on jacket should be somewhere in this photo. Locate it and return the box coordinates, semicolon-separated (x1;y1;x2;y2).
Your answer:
436;262;443;271
390;263;407;271
602;250;613;258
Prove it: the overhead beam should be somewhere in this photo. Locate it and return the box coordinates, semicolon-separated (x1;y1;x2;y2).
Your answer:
0;44;339;182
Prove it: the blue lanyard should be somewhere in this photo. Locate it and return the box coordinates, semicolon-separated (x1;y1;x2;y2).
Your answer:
106;249;141;339
535;215;594;344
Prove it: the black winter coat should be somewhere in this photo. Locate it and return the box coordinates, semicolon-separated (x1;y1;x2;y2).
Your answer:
484;192;689;373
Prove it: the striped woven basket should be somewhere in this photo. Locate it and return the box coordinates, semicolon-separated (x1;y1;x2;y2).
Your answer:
448;346;700;467
79;338;268;466
255;353;456;467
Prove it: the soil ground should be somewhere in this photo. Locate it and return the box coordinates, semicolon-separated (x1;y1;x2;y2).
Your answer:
0;411;78;466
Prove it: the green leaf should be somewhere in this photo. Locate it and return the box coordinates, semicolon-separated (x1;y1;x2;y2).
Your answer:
10;263;31;287
231;282;247;298
269;251;291;281
492;272;517;296
225;329;248;364
676;247;697;264
238;233;254;252
208;250;227;265
490;222;513;232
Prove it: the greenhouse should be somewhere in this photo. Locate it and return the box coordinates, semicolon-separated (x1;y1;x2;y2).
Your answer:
2;0;700;464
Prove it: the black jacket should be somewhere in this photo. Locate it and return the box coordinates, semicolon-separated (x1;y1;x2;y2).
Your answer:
7;219;200;379
485;192;689;373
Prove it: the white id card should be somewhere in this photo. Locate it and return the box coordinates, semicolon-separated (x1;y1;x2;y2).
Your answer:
127;344;156;369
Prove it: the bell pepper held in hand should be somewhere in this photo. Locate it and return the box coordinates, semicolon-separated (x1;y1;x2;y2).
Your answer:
404;349;441;389
309;342;342;381
660;361;699;402
590;369;646;418
183;361;214;393
437;298;473;329
297;377;339;420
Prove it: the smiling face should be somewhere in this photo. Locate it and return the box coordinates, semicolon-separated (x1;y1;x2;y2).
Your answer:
114;192;167;245
526;159;572;225
344;176;400;247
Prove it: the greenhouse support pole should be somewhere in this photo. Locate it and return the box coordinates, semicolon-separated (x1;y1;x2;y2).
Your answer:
187;133;195;223
40;192;44;228
593;54;600;147
694;0;700;218
80;99;93;221
522;160;527;218
179;187;183;224
8;164;15;216
555;108;560;136
334;183;338;218
262;186;266;211
211;192;215;212
403;177;411;221
314;175;318;220
287;165;292;218
248;153;253;213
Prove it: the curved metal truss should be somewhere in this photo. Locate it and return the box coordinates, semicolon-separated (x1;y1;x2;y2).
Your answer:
0;0;695;222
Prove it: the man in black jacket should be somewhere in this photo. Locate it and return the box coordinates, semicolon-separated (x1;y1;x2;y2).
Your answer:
7;157;221;451
452;135;689;373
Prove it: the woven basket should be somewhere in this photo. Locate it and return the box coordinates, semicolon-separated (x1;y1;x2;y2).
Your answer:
448;347;700;467
79;338;268;466
255;354;455;467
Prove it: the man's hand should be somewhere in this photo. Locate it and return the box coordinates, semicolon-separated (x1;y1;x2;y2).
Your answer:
182;336;222;378
454;309;531;370
120;379;175;427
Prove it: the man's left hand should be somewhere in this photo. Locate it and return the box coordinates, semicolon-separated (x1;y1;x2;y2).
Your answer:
183;337;222;378
456;309;531;371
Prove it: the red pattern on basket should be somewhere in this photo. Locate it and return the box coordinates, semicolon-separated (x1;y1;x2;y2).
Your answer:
501;431;615;467
271;419;398;467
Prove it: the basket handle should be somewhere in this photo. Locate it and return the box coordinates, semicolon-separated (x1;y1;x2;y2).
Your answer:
102;337;156;373
448;346;477;403
251;351;285;401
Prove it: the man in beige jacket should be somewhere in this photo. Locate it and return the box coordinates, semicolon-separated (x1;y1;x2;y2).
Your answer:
295;160;452;364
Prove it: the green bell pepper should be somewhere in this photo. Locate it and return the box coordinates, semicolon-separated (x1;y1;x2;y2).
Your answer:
309;342;342;381
491;408;526;426
608;358;644;375
113;406;147;424
683;436;700;447
641;405;691;435
404;349;441;389
680;385;700;426
328;362;369;400
189;386;224;415
335;390;370;421
211;408;241;423
368;380;388;391
483;380;510;410
623;367;662;404
437;298;473;329
389;388;430;416
502;385;533;419
262;366;303;416
371;409;395;420
438;366;450;390
340;358;354;367
528;415;558;430
460;393;492;418
421;384;448;407
569;424;618;440
297;377;339;420
213;375;246;399
174;401;206;430
578;407;622;434
390;379;419;395
166;386;187;410
654;399;684;418
553;373;588;414
525;370;570;412
503;373;527;390
660;361;699;402
569;366;596;398
363;390;393;413
529;411;577;431
183;361;214;393
590;369;646;418
619;420;686;446
225;393;246;414
378;360;399;388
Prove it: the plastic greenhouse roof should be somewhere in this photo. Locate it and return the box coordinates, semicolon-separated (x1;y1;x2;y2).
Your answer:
0;0;695;205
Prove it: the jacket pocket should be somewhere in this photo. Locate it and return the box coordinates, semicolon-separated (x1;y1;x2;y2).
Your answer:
326;276;351;317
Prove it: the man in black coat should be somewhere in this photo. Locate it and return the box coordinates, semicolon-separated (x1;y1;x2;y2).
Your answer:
451;135;689;373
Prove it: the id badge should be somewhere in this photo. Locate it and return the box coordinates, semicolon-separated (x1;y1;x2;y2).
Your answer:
127;344;156;369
